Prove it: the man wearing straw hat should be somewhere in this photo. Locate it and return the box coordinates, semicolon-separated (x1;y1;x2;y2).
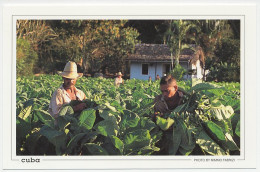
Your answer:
49;61;87;118
114;72;124;87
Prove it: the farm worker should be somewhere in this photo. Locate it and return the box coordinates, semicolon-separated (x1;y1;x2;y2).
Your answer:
114;72;124;87
153;75;185;155
156;74;160;80
153;75;184;119
148;76;152;85
49;61;87;118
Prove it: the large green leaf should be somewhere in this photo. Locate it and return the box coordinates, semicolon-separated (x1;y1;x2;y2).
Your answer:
125;99;139;110
209;105;234;120
16;118;31;139
59;105;74;116
84;143;108;155
111;100;124;113
137;146;160;155
171;103;188;113
78;109;96;130
150;128;163;145
235;120;240;137
66;133;87;154
24;128;42;154
169;123;182;155
191;82;219;92
196;130;226;155
121;110;140;128
178;146;194;155
139;117;156;131
179;121;196;155
94;120;119;136
110;136;124;154
18;105;32;120
56;116;70;130
99;110;118;124
222;133;240;151
39;125;64;140
206;89;225;97
168;119;195;155
205;121;226;141
156;117;174;131
34;109;54;127
214;120;232;136
124;129;151;151
39;125;67;155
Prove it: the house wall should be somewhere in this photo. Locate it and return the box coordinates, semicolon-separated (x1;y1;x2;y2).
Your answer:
191;60;203;79
130;61;190;80
130;62;164;80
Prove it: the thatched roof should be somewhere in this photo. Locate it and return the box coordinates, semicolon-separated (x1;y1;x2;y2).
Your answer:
127;44;205;65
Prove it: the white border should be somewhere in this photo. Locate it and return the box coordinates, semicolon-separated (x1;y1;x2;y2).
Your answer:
1;1;259;171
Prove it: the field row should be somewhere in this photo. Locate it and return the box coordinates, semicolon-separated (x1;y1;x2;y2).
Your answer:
16;75;240;156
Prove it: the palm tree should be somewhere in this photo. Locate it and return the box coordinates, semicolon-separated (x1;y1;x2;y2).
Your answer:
164;20;199;68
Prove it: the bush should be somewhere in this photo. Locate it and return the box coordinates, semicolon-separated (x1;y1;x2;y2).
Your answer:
206;62;240;82
205;38;240;82
169;64;187;81
16;39;38;76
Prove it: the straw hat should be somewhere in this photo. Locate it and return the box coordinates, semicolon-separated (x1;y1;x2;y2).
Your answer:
58;61;83;79
117;72;123;76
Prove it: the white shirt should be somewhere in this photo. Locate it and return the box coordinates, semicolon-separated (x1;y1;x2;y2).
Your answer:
48;85;86;117
115;77;123;87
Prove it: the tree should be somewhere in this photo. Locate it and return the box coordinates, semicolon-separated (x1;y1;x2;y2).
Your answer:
16;20;139;75
75;20;139;75
164;20;198;68
16;39;38;76
193;20;240;82
16;20;58;74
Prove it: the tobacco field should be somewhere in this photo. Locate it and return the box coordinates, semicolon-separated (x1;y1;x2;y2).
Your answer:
16;75;240;156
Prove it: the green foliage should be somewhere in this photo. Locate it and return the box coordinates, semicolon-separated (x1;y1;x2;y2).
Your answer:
163;80;240;155
206;38;240;82
16;20;139;74
94;120;119;137
205;121;226;141
196;130;226;155
235;120;240;137
124;129;151;152
84;143;109;155
110;136;124;154
78;109;96;130
16;75;240;156
16;39;38;76
59;105;74;116
164;20;200;66
156;117;174;131
170;64;187;81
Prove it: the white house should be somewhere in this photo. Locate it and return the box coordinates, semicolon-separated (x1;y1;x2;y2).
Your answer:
126;44;205;80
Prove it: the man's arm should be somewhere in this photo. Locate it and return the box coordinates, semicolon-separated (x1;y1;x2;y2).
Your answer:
73;89;87;112
72;103;87;112
49;89;63;118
